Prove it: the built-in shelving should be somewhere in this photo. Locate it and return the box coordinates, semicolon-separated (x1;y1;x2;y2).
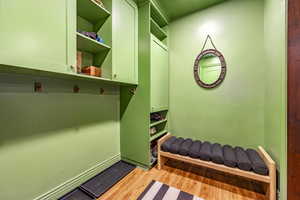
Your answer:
150;119;167;127
150;130;168;142
150;19;167;41
77;0;111;24
150;1;168;27
120;0;169;168
77;32;111;54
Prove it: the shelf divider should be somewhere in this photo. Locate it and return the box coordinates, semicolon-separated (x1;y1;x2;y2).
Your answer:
150;119;167;127
77;32;111;54
150;1;168;27
150;130;168;142
150;19;167;41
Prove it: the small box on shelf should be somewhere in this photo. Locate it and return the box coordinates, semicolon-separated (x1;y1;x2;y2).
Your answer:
82;66;102;77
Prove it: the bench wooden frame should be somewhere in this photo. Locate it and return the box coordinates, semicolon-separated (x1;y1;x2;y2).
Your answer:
157;133;276;200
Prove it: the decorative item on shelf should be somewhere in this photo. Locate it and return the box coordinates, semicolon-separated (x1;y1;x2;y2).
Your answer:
150;127;157;136
82;66;102;77
77;31;105;44
76;51;83;74
92;0;105;8
150;113;164;122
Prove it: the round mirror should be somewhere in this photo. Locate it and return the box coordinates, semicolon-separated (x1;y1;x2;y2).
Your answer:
194;49;226;89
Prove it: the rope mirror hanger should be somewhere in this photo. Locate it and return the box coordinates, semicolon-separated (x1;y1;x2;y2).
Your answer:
193;35;227;89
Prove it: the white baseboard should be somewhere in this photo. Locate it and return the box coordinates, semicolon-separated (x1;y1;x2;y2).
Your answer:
34;154;121;200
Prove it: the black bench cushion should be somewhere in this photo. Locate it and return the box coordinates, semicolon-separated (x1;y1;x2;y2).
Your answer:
169;137;185;154
161;136;177;152
188;140;202;158
235;147;252;171
199;142;212;161
160;137;269;176
246;149;269;175
223;145;237;168
211;143;224;164
178;139;193;156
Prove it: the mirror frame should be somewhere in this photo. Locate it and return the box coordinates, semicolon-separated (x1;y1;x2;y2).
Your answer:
193;49;227;89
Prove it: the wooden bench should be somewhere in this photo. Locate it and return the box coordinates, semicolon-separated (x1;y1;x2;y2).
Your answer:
157;133;276;200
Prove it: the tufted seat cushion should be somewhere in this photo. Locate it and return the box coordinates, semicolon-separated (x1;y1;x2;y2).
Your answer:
161;136;268;176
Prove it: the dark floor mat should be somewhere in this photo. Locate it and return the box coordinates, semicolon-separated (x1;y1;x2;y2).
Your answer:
80;161;136;198
59;188;95;200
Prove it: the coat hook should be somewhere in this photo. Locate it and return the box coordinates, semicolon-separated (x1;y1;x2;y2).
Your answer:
34;82;42;93
73;85;80;93
100;88;105;95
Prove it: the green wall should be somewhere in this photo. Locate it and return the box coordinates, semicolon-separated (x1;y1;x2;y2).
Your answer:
169;0;266;148
0;74;120;200
169;0;287;198
264;0;287;199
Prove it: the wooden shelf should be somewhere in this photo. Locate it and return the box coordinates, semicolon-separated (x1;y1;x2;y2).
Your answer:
150;1;168;27
150;130;168;142
151;107;169;113
77;32;111;54
150;19;167;41
150;119;167;127
0;63;137;86
77;0;111;24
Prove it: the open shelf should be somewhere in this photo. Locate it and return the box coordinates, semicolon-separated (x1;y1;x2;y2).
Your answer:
77;0;111;24
151;107;169;113
150;1;168;27
150;19;167;41
77;32;111;54
150;119;167;127
150;130;168;142
0;62;137;86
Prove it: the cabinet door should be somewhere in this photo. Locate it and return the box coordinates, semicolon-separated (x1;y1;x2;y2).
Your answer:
0;0;76;73
151;36;169;112
112;0;138;84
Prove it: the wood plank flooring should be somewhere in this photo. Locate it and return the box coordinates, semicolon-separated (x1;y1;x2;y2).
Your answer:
98;160;266;200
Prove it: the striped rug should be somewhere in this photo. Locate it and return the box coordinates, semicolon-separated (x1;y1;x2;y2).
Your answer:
137;180;204;200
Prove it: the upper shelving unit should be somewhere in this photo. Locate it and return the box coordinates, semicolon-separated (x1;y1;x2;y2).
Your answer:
150;1;168;27
77;0;111;24
150;19;167;41
77;32;111;54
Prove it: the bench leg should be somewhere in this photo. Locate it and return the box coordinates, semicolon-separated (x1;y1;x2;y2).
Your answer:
268;166;276;200
268;179;276;200
158;155;167;170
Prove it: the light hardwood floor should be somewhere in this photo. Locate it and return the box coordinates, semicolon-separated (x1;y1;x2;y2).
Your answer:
98;160;267;200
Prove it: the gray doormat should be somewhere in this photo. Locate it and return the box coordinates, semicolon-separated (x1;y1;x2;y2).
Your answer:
59;188;95;200
80;161;136;198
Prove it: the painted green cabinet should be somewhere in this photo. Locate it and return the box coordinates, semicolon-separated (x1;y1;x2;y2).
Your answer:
0;0;76;73
151;36;169;112
112;0;138;84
